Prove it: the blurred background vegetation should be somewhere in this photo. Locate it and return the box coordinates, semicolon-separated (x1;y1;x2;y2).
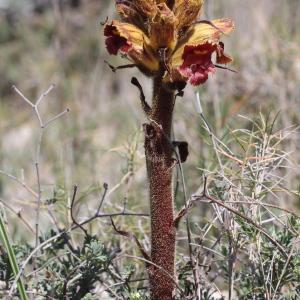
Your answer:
0;0;300;298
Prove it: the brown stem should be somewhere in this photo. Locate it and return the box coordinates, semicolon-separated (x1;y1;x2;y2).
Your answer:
144;75;176;300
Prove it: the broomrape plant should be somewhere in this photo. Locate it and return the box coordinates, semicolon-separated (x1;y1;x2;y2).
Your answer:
103;1;234;299
2;2;300;300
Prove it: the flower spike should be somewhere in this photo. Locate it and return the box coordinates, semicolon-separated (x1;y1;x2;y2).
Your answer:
105;0;234;85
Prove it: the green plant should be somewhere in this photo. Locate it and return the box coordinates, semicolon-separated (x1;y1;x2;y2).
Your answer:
0;209;28;300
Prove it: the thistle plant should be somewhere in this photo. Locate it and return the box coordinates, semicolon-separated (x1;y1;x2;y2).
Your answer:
104;1;234;299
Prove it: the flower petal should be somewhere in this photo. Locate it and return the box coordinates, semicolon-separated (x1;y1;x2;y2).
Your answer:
171;19;233;68
150;3;178;50
178;42;216;85
174;18;235;57
104;22;131;55
167;18;234;85
116;0;157;30
173;0;204;30
104;20;159;72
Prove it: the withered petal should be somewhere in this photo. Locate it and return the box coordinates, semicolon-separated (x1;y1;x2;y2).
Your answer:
173;0;204;30
104;20;159;72
150;3;178;50
116;0;157;29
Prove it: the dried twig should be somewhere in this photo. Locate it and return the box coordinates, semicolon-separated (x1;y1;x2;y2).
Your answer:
110;217;150;262
0;198;35;234
35;162;41;249
225;200;300;220
11;85;70;250
117;254;185;297
192;194;288;258
96;182;109;215
0;170;38;198
70;185;88;236
271;239;298;299
174;153;200;297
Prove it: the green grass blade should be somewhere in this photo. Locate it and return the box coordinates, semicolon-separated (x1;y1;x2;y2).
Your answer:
0;210;28;300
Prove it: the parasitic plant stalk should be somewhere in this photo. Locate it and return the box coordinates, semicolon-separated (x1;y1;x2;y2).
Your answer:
103;1;234;298
146;75;176;299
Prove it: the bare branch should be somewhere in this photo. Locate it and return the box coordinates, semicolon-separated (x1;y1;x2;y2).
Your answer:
173;143;199;299
11;84;70;251
11;85;34;107
272;240;298;299
0;170;38;198
192;194;288;258
34;106;44;127
110;217;150;262
35;84;55;106
225;200;300;220
44;108;70;128
70;185;88;236
96;182;109;215
35;162;42;249
0;198;35;234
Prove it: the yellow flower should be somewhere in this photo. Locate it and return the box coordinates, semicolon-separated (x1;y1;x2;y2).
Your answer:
104;0;234;86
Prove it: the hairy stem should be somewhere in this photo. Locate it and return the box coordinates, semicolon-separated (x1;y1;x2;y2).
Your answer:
144;75;176;300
